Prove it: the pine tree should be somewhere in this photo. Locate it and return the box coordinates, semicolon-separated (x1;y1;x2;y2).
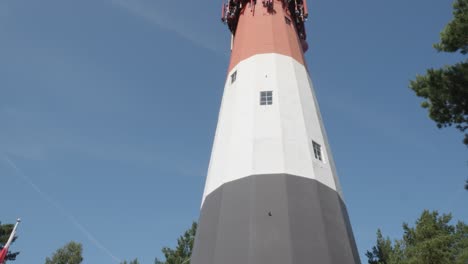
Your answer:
410;0;468;146
154;222;197;264
367;210;468;264
45;241;83;264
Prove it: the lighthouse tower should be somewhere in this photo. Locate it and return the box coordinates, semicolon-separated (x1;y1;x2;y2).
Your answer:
191;1;360;263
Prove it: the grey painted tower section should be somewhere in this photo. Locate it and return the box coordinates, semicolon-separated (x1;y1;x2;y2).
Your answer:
191;174;360;264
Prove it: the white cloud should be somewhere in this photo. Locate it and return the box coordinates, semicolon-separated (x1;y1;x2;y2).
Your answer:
0;106;198;175
110;0;226;55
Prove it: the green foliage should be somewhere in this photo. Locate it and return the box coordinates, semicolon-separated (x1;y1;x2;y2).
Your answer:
45;241;83;264
366;210;468;264
0;222;19;262
366;229;393;264
154;222;197;264
410;0;468;146
121;259;139;264
434;0;468;54
410;62;468;143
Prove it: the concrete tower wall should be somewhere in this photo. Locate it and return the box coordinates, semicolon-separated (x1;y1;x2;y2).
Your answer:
191;1;360;263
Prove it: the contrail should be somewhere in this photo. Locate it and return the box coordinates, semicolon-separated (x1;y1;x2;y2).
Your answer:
1;153;121;263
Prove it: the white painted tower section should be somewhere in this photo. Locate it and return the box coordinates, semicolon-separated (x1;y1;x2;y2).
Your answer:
202;53;343;205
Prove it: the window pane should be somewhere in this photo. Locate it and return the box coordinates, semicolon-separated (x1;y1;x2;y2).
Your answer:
231;71;237;84
260;91;273;106
312;141;322;161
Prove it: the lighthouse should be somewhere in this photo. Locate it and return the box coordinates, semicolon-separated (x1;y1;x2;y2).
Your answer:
191;0;360;263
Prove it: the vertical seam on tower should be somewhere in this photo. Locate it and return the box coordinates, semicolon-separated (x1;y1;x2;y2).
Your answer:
224;66;239;186
275;54;287;175
314;179;334;262
306;73;344;197
211;186;225;264
202;76;231;207
275;54;294;264
247;175;256;264
250;58;256;181
292;56;316;177
282;174;294;264
248;58;256;264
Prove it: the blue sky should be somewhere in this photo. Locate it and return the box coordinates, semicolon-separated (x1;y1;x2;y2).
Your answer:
1;0;466;263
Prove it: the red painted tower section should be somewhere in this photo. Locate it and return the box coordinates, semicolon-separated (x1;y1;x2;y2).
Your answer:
227;0;307;71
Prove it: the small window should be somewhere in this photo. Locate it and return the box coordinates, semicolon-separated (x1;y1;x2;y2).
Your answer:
312;141;322;161
231;70;237;84
260;91;273;105
285;16;291;25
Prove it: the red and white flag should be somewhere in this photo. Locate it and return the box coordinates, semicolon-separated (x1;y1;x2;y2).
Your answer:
0;219;20;264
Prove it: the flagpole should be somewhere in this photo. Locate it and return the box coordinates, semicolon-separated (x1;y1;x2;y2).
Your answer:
4;219;20;249
0;218;21;264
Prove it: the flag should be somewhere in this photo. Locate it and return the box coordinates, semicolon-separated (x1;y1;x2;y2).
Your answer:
0;219;20;264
